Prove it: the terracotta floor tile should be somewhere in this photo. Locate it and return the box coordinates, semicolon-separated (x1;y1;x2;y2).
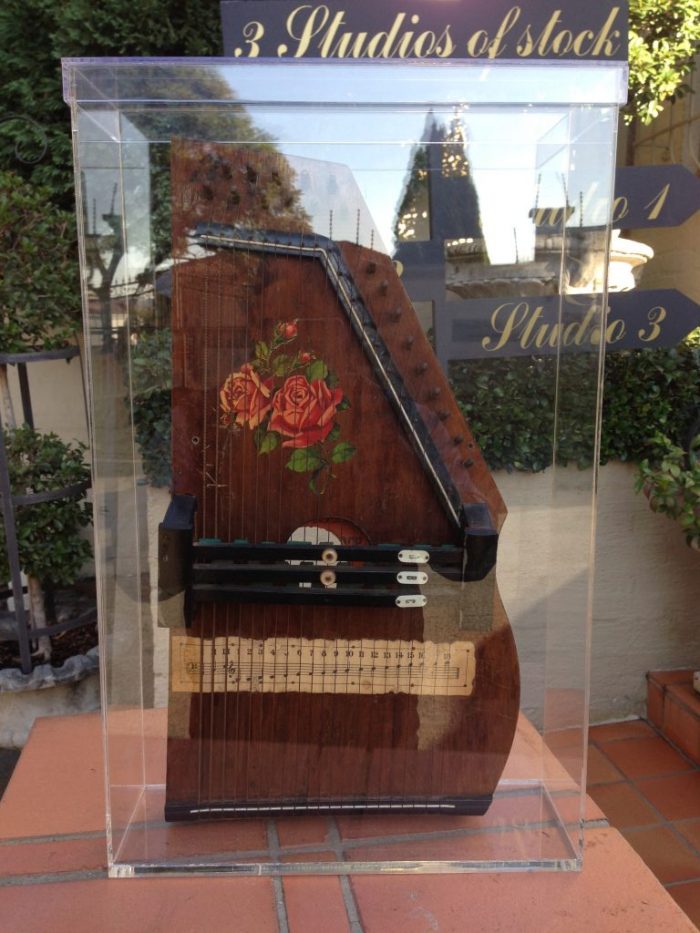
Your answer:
0;877;279;933
668;879;700;930
0;835;106;877
589;720;655;743
350;828;696;933
554;792;606;825
674;819;700;855
0;713;104;839
114;819;269;864
622;826;700;884
276;815;330;849
284;876;350;932
586;746;625;784
637;773;700;821
601;736;693;779
587;782;660;829
346;825;574;864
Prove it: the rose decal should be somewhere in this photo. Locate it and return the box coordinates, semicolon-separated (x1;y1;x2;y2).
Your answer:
270;375;344;448
220;363;274;429
219;322;356;494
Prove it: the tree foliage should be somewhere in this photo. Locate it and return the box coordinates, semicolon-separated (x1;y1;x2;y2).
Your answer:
0;0;223;205
0;171;80;352
0;426;92;585
627;0;700;124
450;330;700;473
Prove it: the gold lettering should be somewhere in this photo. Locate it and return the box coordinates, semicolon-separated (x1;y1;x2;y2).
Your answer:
546;322;562;348
395;13;421;58
318;11;348;56
519;306;544;349
467;30;490;57
287;4;331;58
241;20;265;57
482;302;529;352
364;13;408;58
638;306;667;343
571;307;599;346
591;7;622;57
534;11;564;56
435;25;456;58
606;319;626;344
572;29;595;56
413;30;438;58
516;23;534;56
486;6;521;59
612;195;629;224
645;183;670;222
551;29;573;56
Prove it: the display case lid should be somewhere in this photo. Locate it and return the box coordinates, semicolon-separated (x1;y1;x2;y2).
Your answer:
62;57;628;108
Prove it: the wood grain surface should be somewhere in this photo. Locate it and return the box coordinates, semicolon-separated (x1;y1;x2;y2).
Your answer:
164;142;519;818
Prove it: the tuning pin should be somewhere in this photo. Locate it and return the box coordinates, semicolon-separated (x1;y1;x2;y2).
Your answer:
403;335;415;350
379;279;389;295
390;307;402;322
366;260;377;274
462;458;475;469
437;410;450;421
427;387;441;400
415;362;428;376
453;435;464;446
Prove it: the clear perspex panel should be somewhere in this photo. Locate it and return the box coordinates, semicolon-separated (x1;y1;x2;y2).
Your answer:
63;58;626;876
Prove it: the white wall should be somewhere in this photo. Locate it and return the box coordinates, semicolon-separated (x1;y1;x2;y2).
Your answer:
496;463;700;724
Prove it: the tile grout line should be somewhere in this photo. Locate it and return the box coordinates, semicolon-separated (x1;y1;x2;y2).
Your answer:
589;724;700;891
590;752;700;854
326;817;364;933
0;868;107;887
267;821;289;933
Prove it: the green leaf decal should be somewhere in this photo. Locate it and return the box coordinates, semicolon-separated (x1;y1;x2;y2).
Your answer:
286;447;323;473
306;359;328;381
327;424;341;443
272;353;293;377
257;431;280;454
326;370;340;388
337;397;351;411
331;441;357;464
253;425;266;450
255;341;269;360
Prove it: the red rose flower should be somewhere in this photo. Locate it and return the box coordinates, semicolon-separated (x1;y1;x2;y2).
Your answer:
298;351;314;365
276;320;298;340
220;363;274;429
269;375;344;448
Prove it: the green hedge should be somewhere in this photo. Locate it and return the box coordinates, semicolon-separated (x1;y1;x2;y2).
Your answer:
450;331;700;473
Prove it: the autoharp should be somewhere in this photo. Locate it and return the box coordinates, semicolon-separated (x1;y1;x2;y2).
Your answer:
159;143;519;820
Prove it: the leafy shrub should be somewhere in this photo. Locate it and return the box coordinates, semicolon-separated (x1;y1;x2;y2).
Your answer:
449;331;700;473
0;171;79;352
628;0;700;124
636;433;700;550
130;329;172;487
0;426;92;584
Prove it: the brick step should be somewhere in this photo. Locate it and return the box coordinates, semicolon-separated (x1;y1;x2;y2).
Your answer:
648;670;700;766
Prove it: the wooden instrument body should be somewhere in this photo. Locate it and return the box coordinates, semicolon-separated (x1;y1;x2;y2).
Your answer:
163;145;519;820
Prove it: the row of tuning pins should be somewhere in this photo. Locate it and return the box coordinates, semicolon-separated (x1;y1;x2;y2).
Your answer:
364;258;475;471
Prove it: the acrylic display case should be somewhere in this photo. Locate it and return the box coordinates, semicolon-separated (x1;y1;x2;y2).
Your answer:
62;56;626;876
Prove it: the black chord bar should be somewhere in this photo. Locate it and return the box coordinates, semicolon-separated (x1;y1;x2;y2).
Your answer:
192;583;424;608
192;561;425;587
194;541;462;566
